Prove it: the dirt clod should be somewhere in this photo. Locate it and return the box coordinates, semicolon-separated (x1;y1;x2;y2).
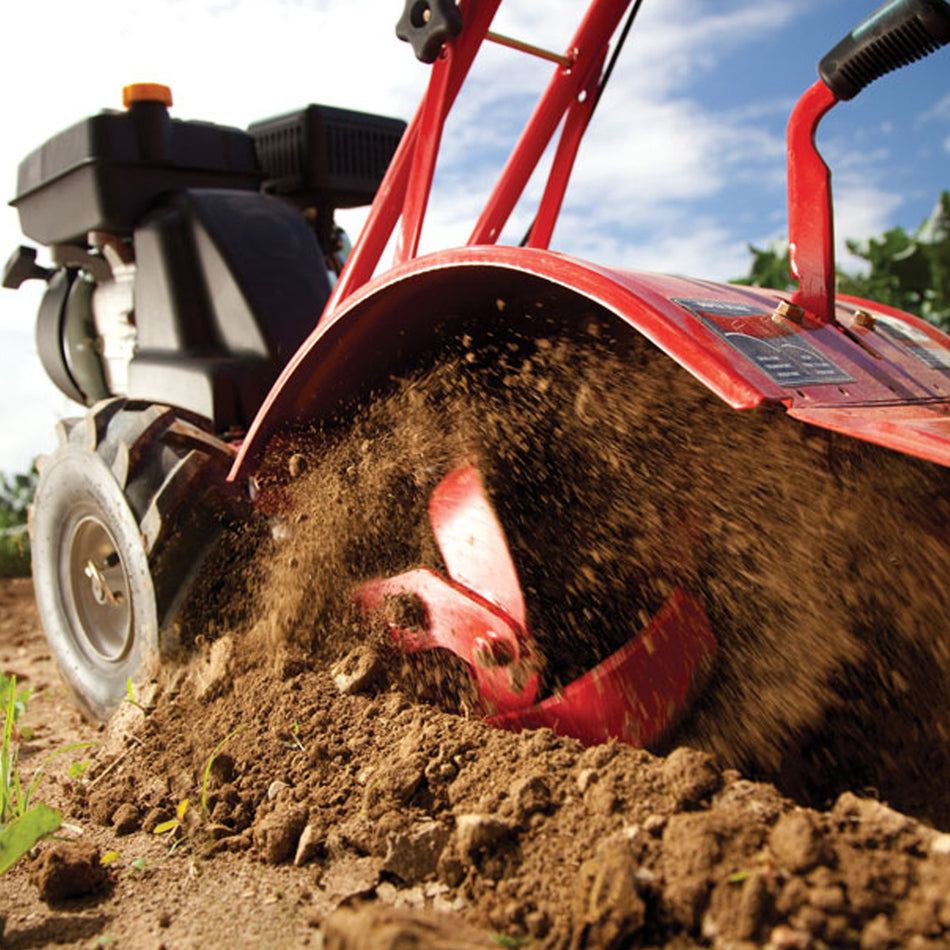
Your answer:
111;801;142;835
662;746;722;808
321;856;383;905
254;804;309;864
363;757;426;818
324;904;496;950
381;821;451;883
194;635;235;702
295;822;324;867
571;839;645;949
332;644;383;695
770;810;823;873
454;814;515;862
30;841;109;903
87;786;123;826
510;774;553;823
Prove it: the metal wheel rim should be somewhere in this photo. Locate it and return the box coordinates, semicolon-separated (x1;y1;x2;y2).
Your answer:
63;512;134;663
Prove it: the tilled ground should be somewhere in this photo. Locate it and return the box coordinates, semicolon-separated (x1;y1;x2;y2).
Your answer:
4;577;950;950
5;311;950;948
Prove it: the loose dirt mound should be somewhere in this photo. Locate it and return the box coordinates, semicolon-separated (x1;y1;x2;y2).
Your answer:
210;307;950;825
11;304;950;948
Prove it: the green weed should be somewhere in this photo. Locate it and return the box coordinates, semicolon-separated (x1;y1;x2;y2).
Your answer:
68;759;91;779
491;935;531;948
123;678;149;716
0;673;95;875
1;673;58;873
154;798;189;837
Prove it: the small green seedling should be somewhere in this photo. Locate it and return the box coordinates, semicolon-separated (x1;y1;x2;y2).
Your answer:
154;798;189;836
123;678;149;716
68;759;91;779
491;935;531;949
0;674;31;726
1;674;90;876
281;720;305;752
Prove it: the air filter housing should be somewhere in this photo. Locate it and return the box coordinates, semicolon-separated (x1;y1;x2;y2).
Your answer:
248;104;406;210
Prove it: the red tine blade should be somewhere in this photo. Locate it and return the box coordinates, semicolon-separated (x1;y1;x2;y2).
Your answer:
488;589;716;748
354;567;539;713
428;465;526;625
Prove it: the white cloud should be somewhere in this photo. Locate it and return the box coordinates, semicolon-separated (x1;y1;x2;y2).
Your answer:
556;209;756;281
921;92;950;122
833;185;903;270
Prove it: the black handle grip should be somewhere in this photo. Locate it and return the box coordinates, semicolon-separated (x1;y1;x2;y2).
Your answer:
3;245;52;290
819;0;950;100
396;0;463;64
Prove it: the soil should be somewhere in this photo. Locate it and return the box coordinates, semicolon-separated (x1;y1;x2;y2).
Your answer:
5;309;950;949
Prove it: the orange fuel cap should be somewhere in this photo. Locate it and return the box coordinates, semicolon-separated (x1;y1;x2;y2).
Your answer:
122;83;173;108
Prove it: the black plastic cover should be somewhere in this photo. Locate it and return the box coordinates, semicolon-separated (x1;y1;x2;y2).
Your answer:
129;188;330;432
819;0;950;100
11;101;262;245
249;104;405;210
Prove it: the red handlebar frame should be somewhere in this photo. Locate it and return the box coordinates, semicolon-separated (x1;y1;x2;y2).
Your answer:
323;0;634;318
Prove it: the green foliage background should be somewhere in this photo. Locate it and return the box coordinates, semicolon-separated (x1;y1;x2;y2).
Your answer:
736;191;950;329
0;470;36;579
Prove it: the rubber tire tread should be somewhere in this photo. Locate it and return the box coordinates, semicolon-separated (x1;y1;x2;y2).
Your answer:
32;398;235;719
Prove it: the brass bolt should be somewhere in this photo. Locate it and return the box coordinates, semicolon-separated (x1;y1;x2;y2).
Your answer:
772;300;805;325
850;309;875;330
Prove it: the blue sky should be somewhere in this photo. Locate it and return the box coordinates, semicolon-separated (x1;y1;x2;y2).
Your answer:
1;0;948;472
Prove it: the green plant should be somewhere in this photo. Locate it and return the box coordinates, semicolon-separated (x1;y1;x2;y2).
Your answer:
0;468;36;579
491;935;531;948
281;720;305;752
1;673;96;875
154;798;190;855
68;759;91;779
1;673;59;874
154;798;189;836
122;678;149;716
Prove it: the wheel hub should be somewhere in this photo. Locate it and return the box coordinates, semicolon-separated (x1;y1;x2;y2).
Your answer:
67;515;133;663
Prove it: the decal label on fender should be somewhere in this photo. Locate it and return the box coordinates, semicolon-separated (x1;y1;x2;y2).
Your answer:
874;314;950;371
672;298;852;388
